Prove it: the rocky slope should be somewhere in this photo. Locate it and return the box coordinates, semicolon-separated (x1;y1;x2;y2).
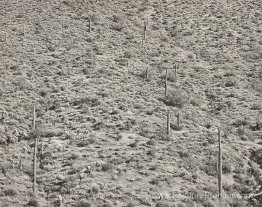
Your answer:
0;0;261;206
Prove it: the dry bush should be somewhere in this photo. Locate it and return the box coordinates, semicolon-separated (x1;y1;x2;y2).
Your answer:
4;189;17;197
251;81;262;93
189;95;203;107
27;198;39;207
126;203;135;207
162;89;188;108
231;198;247;207
200;161;217;177
28;128;64;139
69;153;80;160
111;24;124;32
222;162;232;174
224;77;238;87
170;122;182;131
250;149;262;167
160;71;176;82
138;122;152;138
75;200;91;207
155;202;172;207
0;163;7;176
101;162;113;172
72;97;101;107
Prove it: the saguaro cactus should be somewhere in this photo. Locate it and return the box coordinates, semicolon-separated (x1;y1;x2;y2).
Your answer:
89;17;92;32
19;159;23;170
167;110;170;137
145;66;149;80
177;112;180;128
175;63;178;82
33;105;38;194
165;69;168;96
4;32;7;43
143;21;147;40
218;128;222;200
22;24;25;36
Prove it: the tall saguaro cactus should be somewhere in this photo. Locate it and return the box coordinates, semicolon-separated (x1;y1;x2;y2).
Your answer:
89;17;92;32
218;127;222;200
145;66;149;80
4;32;7;43
22;24;25;36
175;63;178;82
177;112;180;128
167;110;170;137
33;105;38;194
143;21;147;40
165;69;168;96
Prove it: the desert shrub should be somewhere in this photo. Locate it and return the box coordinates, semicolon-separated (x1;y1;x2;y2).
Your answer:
4;189;17;197
75;200;91;207
146;139;155;146
232;118;249;127
170;123;182;131
222;162;232;174
27;198;39;207
72;97;100;107
231;198;247;207
41;128;64;138
128;141;137;148
250;149;262;167
124;51;133;59
154;128;172;141
67;166;83;175
223;70;235;77
0;163;7;175
82;68;89;75
117;58;128;66
71;153;80;160
88;186;99;195
98;204;112;207
126;203;135;207
28;128;63;139
247;164;261;178
111;24;124;32
160;71;176;82
251;81;262;93
250;103;261;110
39;88;50;97
149;178;159;185
101;162;113;172
162;89;188;108
138;122;152;138
156;202;171;207
224;77;238;87
200;162;217;177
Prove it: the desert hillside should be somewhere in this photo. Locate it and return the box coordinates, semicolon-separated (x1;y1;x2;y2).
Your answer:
0;0;261;206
